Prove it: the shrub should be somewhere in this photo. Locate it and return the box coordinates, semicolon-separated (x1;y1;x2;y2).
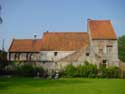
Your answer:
16;64;34;77
33;66;45;77
75;65;83;77
106;66;120;78
122;71;125;78
87;64;97;78
76;63;97;78
3;62;17;75
63;63;97;78
99;66;107;78
100;66;120;78
64;64;77;77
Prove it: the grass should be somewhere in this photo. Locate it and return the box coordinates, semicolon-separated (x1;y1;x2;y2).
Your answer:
0;77;125;94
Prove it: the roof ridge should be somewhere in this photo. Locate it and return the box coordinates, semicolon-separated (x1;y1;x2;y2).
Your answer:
89;19;111;22
44;32;87;33
12;39;41;40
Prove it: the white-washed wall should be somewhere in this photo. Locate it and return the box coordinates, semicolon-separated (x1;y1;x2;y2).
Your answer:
20;53;27;60
9;52;41;61
40;51;74;61
9;53;15;61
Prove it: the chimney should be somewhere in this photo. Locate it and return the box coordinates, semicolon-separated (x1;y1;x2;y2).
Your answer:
87;18;92;21
32;34;37;48
34;34;37;39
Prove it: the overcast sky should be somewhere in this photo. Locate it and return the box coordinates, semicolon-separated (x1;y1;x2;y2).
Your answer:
0;0;125;51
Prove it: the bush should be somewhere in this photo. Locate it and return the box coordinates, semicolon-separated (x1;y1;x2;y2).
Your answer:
0;61;46;77
33;66;45;77
122;71;125;78
3;62;17;75
62;63;121;78
76;63;97;78
63;63;97;78
16;64;46;77
64;64;77;77
16;64;34;77
106;66;120;78
100;66;120;78
87;64;97;78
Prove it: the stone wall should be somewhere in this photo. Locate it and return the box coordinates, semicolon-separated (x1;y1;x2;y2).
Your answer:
91;40;119;67
9;52;40;62
40;51;74;61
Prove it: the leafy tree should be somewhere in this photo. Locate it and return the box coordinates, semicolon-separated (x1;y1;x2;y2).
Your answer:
118;35;125;62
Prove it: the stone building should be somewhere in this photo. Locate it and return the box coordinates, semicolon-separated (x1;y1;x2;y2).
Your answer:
8;39;42;63
8;19;119;70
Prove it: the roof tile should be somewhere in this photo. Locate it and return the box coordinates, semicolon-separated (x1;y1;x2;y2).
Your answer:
41;32;89;51
89;20;117;39
9;39;42;52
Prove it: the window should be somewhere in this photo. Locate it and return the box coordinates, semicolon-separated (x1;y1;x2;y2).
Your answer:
54;52;58;56
27;53;32;61
14;53;19;60
100;59;107;68
86;53;89;56
102;59;107;68
107;45;112;56
14;54;17;60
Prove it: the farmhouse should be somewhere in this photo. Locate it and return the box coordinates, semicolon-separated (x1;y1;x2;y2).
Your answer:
8;19;119;70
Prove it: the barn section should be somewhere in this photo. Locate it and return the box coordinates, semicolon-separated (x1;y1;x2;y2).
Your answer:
8;39;42;63
40;32;89;61
39;32;90;70
8;32;90;70
88;19;119;67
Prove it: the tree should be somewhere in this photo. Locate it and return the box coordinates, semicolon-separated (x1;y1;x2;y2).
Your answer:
118;35;125;62
0;5;2;24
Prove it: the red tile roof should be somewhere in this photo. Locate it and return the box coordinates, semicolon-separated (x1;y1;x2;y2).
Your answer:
41;32;89;51
88;20;117;40
9;39;42;52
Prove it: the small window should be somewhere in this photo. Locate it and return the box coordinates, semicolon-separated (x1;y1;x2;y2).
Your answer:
102;60;107;67
86;53;89;56
54;52;58;56
14;53;18;60
99;49;103;54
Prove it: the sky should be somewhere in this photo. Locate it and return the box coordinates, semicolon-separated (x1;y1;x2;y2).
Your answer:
0;0;125;51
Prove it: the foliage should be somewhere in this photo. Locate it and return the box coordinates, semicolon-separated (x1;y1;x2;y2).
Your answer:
106;66;120;78
63;61;120;78
118;35;125;62
99;66;120;78
1;62;45;77
16;64;34;76
63;62;97;78
3;62;17;75
33;66;45;77
64;64;77;77
0;50;7;68
0;5;2;24
75;63;97;78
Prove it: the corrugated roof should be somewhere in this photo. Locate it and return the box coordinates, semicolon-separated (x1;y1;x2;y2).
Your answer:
41;32;89;51
88;20;117;40
9;39;42;52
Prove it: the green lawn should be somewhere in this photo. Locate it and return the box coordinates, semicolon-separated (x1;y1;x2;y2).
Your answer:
0;77;125;94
